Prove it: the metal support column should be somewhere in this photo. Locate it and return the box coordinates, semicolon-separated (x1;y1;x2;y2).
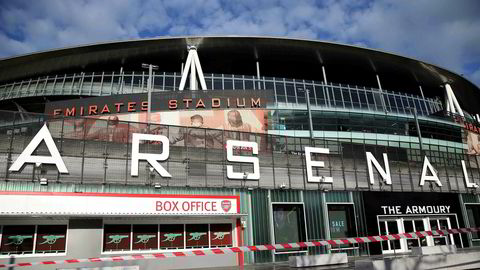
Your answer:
142;63;159;124
256;61;261;90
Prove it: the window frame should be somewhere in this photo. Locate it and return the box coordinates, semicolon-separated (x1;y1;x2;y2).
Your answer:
0;220;68;258
101;219;236;255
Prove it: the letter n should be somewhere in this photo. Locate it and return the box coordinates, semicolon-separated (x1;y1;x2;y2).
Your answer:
366;152;391;185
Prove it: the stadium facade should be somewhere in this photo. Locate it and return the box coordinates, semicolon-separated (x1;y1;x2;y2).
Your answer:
0;36;480;269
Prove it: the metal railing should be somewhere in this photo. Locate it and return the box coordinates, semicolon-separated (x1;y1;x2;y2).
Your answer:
0;71;443;117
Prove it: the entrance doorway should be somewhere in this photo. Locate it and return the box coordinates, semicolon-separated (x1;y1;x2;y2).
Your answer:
378;216;455;254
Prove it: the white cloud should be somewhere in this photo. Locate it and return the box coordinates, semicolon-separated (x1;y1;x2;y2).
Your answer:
0;0;479;86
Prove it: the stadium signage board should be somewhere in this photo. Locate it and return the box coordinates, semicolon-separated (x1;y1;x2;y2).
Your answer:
7;124;479;190
0;192;239;216
45;90;271;117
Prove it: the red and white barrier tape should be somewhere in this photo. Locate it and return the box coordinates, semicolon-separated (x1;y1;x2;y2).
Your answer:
1;227;479;268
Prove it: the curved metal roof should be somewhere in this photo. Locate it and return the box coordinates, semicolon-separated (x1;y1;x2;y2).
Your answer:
0;36;478;113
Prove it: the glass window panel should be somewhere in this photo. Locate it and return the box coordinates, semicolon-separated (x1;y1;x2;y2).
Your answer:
0;225;35;255
224;79;233;89
245;80;253;89
297;88;306;104
314;85;326;106
186;224;209;248
103;224;131;251
132;224;158;250
366;92;375;107
466;205;480;239
275;82;286;102
164;76;174;91
160;224;184;249
359;90;368;108
35;225;67;254
213;79;222;90
342;89;352;108
234;79;243;90
328;204;357;239
210;224;232;247
272;204;307;249
387;221;401;249
285;83;296;103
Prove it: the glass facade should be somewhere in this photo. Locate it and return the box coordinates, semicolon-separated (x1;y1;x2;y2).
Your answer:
0;71;442;118
0;110;476;193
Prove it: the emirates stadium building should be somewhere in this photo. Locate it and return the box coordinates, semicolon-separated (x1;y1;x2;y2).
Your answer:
0;36;480;269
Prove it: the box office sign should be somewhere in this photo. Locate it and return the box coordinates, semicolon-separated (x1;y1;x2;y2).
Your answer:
0;192;239;216
7;124;480;189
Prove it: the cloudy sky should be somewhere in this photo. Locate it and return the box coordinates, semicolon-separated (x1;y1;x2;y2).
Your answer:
0;0;479;86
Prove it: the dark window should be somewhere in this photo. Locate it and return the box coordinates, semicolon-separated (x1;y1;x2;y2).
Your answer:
186;224;209;248
224;79;233;90
234;79;244;90
0;225;35;255
286;83;296;103
132;225;158;250
342;89;352;108
245;80;254;89
213;79;223;90
160;224;184;249
35;225;67;254
466;205;480;240
272;203;306;251
275;82;286;102
103;224;131;251
210;224;232;247
328;204;357;248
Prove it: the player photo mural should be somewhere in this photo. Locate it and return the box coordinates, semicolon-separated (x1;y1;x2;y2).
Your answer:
62;109;268;149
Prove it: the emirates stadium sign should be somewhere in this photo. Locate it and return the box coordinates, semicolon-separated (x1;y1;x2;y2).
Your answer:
7;124;479;189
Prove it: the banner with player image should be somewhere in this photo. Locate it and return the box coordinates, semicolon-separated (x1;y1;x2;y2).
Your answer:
58;109;269;149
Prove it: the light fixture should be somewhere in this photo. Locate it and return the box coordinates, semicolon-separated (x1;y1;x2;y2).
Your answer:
40;178;48;185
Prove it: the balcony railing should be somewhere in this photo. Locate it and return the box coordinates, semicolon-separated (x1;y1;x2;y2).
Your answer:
0;71;443;117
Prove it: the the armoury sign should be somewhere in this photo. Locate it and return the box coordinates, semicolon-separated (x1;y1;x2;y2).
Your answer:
44;90;270;116
8;124;480;189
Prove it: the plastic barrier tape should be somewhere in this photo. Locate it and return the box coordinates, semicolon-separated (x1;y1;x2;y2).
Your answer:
0;227;478;268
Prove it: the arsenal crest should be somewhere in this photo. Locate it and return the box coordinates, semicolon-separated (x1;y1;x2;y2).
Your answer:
221;200;232;212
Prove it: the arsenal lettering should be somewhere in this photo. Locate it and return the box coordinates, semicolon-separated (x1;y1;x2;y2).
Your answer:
7;124;480;189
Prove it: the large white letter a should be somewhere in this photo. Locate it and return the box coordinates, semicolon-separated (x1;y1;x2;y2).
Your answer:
9;124;68;173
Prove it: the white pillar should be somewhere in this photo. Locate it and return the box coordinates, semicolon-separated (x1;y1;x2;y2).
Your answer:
322;66;327;84
445;83;464;117
179;46;207;91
